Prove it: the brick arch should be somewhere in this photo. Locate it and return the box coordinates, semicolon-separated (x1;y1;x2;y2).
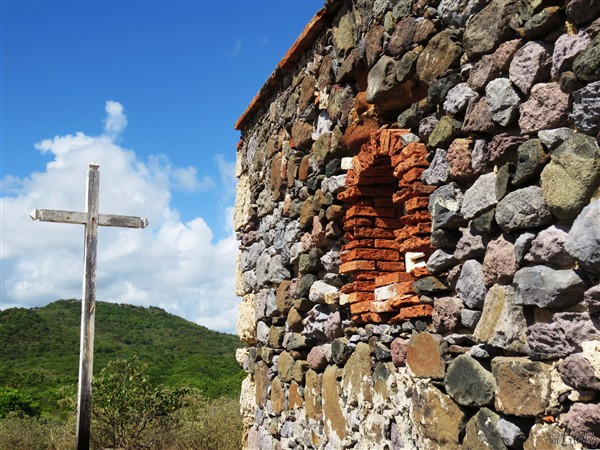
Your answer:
338;129;437;325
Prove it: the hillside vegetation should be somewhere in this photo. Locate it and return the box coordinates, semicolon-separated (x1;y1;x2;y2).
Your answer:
0;299;244;415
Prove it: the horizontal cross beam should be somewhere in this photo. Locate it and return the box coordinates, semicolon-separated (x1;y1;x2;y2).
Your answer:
30;208;148;229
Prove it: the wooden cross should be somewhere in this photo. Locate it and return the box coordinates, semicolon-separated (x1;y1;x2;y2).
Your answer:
30;163;148;450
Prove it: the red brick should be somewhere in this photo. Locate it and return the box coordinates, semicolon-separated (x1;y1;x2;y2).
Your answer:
404;197;430;213
339;260;375;273
375;271;414;287
352;312;390;324
354;227;396;239
392;183;437;203
394;222;432;240
377;261;406;271
354;271;380;281
346;170;359;187
388;281;414;296
338;186;397;202
344;217;373;230
400;210;431;225
342;239;374;251
397;237;432;253
389;295;421;308
411;266;430;278
346;205;399;219
402;167;426;184
346;291;374;304
341;280;376;294
370;300;396;313
347;248;400;262
389;304;434;322
349;301;371;314
374;239;402;250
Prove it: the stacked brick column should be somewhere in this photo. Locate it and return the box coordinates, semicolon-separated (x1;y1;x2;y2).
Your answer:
338;129;436;324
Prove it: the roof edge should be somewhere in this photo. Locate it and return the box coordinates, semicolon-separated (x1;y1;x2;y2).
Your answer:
234;3;342;131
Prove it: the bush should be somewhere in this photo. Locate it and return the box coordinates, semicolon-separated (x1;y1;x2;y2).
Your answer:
0;413;74;450
170;394;243;450
0;387;40;419
91;357;187;450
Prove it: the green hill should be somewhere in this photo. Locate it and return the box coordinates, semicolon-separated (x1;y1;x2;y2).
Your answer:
0;300;244;415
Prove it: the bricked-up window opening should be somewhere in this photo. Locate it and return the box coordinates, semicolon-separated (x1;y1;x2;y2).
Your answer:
338;129;436;325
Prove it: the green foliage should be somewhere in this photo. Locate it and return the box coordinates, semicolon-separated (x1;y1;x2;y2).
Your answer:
91;357;187;450
0;300;244;414
0;387;40;419
0;357;243;450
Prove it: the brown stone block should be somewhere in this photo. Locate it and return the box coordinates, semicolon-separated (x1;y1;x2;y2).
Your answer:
322;365;347;440
289;381;304;409
405;332;445;379
298;155;311;181
339;260;376;273
340;117;381;152
354;227;396;239
375;271;414;287
377;261;406;271
404;196;430;213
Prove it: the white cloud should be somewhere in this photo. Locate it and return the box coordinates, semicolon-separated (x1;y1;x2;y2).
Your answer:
228;39;242;57
0;102;240;333
103;100;127;138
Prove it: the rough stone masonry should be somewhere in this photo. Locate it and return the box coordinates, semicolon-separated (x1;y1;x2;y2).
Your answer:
233;0;600;448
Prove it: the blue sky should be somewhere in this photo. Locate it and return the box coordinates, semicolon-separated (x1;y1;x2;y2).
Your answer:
1;0;321;332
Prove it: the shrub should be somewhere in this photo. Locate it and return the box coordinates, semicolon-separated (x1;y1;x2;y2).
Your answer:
0;387;40;419
91;357;187;450
170;394;243;450
0;413;74;450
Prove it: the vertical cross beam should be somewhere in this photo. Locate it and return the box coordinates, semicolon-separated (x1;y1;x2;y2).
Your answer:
76;164;99;450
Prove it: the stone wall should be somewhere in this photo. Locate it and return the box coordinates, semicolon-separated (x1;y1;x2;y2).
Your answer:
234;0;600;448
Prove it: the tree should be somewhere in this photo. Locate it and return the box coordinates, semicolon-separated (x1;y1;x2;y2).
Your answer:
0;387;40;419
91;357;186;450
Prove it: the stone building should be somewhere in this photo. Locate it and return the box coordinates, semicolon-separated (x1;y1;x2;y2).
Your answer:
234;0;600;448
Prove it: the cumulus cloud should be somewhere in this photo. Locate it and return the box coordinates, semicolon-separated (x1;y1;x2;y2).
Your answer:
1;102;239;333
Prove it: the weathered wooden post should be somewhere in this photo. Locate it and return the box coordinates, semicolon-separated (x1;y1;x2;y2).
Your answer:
30;163;148;450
